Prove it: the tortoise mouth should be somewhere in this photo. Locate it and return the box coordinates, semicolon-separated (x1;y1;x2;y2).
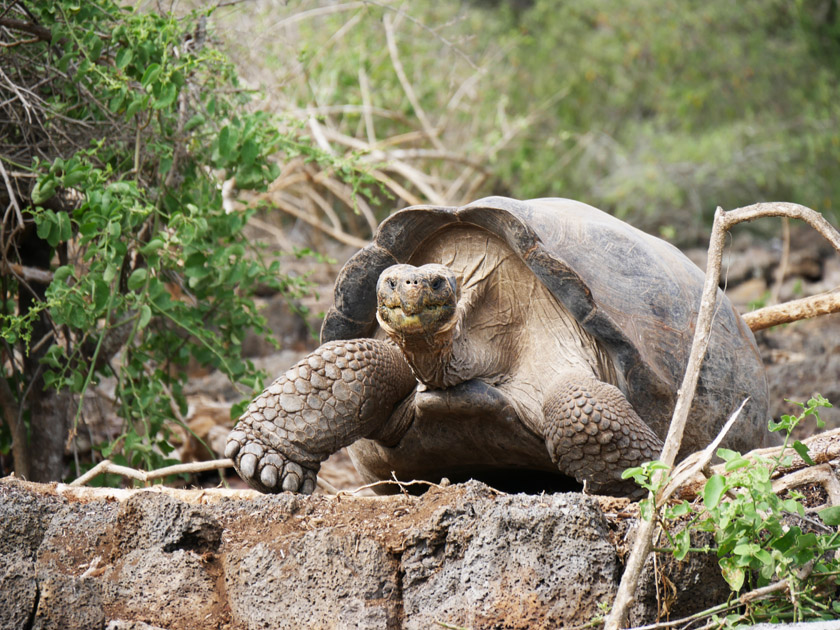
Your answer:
377;303;456;336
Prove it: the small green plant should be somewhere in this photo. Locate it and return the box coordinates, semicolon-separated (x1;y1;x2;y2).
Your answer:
624;395;840;627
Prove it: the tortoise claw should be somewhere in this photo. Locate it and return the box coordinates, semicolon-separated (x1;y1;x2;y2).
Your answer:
226;420;320;494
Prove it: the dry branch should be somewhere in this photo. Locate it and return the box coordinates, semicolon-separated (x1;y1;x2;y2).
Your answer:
744;291;840;331
69;457;237;486
605;201;840;630
383;13;445;154
669;427;840;503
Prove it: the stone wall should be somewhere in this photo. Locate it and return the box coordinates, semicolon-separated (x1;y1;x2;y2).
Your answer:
0;479;727;629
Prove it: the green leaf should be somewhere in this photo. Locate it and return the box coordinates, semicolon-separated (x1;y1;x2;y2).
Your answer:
137;305;152;331
56;212;72;242
818;505;840;526
715;448;740;462
665;501;691;519
115;48;133;69
127;268;148;291
31;178;57;205
723;455;750;472
140;239;164;255
703;474;726;509
53;265;74;283
674;528;691;561
140;63;161;88
35;210;56;240
153;82;177;109
720;558;745;591
792;440;815;465
103;263;117;284
218;125;239;164
184;113;205;132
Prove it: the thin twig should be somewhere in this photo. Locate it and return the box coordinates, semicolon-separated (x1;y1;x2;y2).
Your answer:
336;477;445;496
771;217;790;305
0;153;23;225
358;67;377;147
657;398;749;506
383;13;446;153
69;457;234;487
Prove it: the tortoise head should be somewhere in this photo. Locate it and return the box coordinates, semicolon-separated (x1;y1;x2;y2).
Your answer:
376;264;459;338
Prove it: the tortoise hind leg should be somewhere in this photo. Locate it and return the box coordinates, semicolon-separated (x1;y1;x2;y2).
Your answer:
225;338;416;494
542;371;663;497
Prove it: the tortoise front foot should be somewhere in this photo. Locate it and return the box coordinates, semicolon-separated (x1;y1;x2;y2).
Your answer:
225;423;319;494
543;373;664;497
225;339;417;494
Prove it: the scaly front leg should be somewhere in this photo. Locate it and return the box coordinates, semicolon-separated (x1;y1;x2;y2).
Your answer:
225;339;417;493
543;371;664;497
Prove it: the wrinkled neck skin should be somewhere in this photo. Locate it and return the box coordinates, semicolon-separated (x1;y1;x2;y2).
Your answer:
378;310;472;389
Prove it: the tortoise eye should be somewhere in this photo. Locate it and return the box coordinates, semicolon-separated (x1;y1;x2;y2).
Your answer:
431;277;443;290
388;278;396;289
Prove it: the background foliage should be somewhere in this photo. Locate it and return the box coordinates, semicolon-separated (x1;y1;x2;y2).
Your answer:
217;0;840;240
0;0;349;481
2;0;839;484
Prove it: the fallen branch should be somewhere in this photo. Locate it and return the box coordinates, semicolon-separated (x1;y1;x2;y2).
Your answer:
70;457;236;486
771;463;840;506
743;290;840;331
669;427;840;504
605;201;840;630
69;456;342;496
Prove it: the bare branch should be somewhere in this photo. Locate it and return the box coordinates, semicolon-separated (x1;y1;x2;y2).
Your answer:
383;13;446;154
2;262;54;284
69;457;235;487
258;194;368;249
0;16;52;43
770;217;790;305
744;290;840;331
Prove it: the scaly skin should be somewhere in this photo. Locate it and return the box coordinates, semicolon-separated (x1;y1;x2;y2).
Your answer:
226;338;416;493
543;372;664;496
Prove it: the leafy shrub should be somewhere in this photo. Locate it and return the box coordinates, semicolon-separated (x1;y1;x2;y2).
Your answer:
0;1;362;481
625;395;840;626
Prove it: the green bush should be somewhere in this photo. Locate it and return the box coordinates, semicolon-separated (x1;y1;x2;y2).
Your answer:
0;1;363;481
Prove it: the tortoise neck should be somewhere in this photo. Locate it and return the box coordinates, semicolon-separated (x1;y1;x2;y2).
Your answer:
387;323;463;388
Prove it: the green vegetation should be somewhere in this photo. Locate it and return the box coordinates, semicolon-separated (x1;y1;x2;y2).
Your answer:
223;0;840;239
2;1;839;483
624;395;839;626
0;1;376;481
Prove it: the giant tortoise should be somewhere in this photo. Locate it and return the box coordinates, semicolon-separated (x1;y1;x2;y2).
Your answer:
226;196;772;496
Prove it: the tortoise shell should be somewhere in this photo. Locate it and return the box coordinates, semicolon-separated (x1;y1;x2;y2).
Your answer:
321;196;770;453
